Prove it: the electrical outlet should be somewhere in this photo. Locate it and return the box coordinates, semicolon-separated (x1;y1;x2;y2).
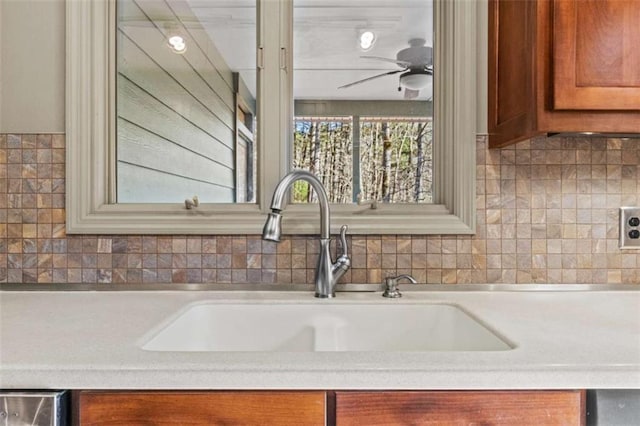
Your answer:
619;207;640;249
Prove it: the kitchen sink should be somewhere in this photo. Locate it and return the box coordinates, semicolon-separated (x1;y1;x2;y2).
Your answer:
141;301;513;352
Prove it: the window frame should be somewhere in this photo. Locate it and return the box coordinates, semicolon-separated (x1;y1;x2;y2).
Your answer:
66;0;478;235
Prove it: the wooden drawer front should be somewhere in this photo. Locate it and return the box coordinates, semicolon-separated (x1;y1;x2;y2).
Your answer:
335;390;585;425
78;391;326;425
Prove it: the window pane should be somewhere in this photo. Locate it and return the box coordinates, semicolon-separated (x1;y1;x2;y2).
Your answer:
292;0;433;204
292;118;353;203
116;0;257;203
359;118;432;203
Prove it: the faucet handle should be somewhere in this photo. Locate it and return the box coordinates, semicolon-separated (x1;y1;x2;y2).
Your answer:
382;274;417;298
331;225;351;285
338;225;348;257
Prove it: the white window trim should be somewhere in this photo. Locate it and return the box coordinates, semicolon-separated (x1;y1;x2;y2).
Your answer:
66;0;478;235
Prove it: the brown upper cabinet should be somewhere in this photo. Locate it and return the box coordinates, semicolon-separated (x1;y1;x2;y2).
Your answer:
488;0;640;148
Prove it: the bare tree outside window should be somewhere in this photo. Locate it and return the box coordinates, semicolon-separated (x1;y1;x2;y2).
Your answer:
360;118;433;203
292;116;432;204
292;118;353;203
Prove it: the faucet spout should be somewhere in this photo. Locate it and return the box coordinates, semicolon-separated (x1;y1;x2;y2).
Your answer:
262;170;350;298
264;170;330;239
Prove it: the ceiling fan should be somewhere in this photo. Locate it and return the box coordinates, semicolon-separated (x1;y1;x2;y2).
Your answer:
338;38;433;100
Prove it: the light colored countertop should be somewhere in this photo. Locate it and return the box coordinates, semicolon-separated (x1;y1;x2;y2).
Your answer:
1;287;639;390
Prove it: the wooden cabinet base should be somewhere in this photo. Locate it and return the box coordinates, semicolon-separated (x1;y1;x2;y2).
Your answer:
336;390;585;426
75;389;585;425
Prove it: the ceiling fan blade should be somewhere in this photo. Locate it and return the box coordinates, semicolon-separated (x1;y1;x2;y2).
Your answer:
338;69;404;89
361;56;413;68
404;88;420;100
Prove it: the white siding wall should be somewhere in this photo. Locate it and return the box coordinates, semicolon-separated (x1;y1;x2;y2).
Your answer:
117;0;237;203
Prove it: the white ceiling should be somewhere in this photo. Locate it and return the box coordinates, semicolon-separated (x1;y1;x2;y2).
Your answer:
187;0;433;101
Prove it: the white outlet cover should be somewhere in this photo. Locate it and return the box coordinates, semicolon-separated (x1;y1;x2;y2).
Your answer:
619;207;640;249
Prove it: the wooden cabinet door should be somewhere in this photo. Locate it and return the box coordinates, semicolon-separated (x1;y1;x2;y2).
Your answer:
335;390;585;425
553;0;640;110
487;0;538;147
77;391;326;425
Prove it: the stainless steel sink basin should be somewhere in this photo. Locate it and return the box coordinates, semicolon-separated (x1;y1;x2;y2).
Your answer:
141;302;513;352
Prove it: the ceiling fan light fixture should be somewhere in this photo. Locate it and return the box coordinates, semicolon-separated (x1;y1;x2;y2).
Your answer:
401;73;430;90
358;30;376;51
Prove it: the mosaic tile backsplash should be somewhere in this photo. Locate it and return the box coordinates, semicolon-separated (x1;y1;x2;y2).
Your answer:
1;133;639;284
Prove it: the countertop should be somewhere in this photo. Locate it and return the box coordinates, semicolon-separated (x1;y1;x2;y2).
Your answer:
1;286;639;390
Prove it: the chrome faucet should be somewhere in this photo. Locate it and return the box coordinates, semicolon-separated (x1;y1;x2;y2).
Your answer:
262;170;351;298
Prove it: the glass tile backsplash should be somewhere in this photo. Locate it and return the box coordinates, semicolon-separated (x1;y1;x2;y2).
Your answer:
0;133;638;284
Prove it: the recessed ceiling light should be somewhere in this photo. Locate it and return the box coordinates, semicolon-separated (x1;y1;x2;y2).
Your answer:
168;35;187;54
359;31;376;51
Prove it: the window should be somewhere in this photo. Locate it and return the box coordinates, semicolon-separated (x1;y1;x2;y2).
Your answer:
114;0;257;204
66;0;478;235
